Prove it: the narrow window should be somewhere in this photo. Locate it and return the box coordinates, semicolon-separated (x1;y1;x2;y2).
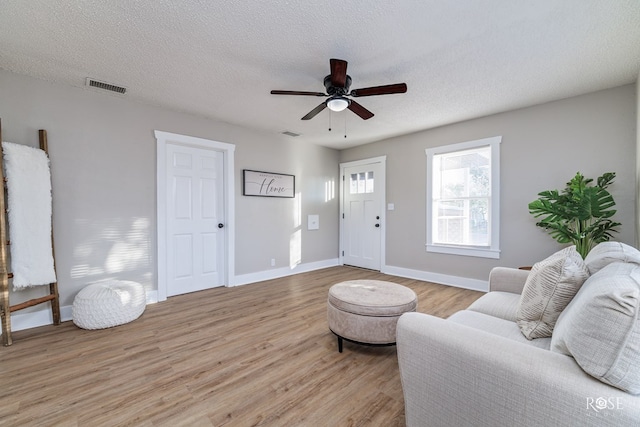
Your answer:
350;170;375;194
426;136;501;258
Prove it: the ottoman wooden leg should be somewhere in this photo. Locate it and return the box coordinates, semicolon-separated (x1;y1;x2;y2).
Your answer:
337;335;343;353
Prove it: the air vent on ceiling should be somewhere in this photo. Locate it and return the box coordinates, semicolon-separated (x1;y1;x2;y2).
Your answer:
282;131;300;137
85;78;127;94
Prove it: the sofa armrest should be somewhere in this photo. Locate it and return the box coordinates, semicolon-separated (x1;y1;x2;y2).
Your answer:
397;312;640;427
488;266;529;294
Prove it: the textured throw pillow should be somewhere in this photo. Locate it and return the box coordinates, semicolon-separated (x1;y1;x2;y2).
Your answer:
516;246;589;340
550;262;640;394
584;241;640;275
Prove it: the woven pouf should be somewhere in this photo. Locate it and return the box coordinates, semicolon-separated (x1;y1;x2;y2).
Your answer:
72;280;146;330
327;279;417;352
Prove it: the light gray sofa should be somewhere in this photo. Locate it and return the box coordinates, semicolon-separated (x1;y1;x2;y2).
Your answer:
397;263;640;427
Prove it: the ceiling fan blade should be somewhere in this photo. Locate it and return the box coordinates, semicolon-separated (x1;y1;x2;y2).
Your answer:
301;102;327;120
347;100;374;120
330;59;348;88
350;83;407;97
271;90;326;96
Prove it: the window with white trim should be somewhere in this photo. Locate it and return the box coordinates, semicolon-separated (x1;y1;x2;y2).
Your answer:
426;136;501;259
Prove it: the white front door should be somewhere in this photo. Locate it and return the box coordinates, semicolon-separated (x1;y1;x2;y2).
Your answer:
166;143;225;296
341;159;385;270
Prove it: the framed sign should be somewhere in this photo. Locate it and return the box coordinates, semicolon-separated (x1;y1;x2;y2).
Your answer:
243;170;295;198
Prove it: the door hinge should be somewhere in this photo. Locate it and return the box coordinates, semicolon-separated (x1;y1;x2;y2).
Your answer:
342;213;344;219
342;251;344;256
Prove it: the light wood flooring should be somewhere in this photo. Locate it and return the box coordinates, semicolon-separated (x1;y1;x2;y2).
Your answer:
0;266;483;426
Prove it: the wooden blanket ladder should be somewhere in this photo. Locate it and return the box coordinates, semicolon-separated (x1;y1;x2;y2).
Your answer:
0;118;61;346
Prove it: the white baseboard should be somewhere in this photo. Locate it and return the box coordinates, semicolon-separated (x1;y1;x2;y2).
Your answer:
1;289;160;335
232;258;340;287
6;307;70;332
382;265;489;292
146;290;159;304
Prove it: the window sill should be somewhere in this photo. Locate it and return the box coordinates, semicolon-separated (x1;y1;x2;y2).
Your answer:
426;244;500;259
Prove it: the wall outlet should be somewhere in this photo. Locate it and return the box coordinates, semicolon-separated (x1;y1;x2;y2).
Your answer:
271;258;276;267
307;214;319;230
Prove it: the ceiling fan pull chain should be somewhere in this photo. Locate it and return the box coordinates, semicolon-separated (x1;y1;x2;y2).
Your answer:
329;110;332;131
344;115;347;139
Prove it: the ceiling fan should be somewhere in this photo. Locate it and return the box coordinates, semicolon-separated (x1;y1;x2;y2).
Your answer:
270;59;407;121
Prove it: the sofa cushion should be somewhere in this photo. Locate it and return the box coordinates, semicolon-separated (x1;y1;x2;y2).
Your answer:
467;291;521;322
516;246;589;340
550;262;640;394
584;241;640;275
449;310;551;350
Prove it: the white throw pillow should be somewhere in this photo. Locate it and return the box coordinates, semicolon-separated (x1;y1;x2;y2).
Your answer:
550;262;640;394
584;241;640;275
516;246;589;340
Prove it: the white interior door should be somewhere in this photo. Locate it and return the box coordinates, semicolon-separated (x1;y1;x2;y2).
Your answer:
342;160;384;270
166;143;225;296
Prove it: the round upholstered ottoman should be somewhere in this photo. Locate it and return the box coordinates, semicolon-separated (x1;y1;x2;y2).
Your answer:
327;280;417;352
72;280;146;330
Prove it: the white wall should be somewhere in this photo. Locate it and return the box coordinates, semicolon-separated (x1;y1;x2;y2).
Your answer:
0;70;340;318
341;84;637;283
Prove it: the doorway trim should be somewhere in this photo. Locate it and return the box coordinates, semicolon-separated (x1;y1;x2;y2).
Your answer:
339;155;386;271
155;130;236;302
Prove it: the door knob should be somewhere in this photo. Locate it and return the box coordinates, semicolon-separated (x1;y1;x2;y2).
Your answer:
375;224;380;228
218;223;224;228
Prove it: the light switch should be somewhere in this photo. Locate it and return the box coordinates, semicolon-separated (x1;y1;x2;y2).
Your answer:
308;214;319;230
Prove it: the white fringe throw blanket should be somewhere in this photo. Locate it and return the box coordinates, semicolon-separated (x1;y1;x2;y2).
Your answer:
2;141;57;289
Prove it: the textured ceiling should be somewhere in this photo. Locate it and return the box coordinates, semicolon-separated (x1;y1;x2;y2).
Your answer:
1;1;639;149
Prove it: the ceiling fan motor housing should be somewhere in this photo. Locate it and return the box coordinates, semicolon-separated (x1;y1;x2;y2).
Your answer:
324;75;352;95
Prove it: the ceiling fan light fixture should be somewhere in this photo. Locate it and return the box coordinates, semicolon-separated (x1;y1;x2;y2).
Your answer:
327;97;350;112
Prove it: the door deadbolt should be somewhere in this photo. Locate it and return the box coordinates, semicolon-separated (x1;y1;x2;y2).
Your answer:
218;223;224;228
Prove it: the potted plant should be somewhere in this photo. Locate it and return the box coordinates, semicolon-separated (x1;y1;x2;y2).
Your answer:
528;172;620;258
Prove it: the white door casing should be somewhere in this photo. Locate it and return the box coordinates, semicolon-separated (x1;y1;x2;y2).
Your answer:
340;156;386;270
156;131;235;301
